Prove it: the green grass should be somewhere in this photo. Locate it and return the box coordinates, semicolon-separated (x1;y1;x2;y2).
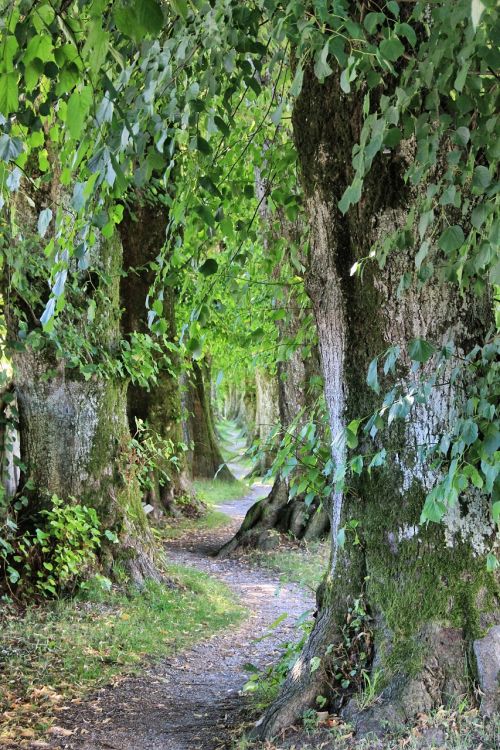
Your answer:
161;508;232;538
194;478;249;506
0;565;245;743
250;540;330;592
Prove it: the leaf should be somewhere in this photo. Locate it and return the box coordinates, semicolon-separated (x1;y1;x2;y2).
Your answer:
461;419;478;446
37;208;53;238
199;258;218;276
310;656;321;673
195;204;214;227
114;0;164;41
438;225;464;253
0;134;23;162
40;297;56;329
66;86;93;139
290;64;304;97
336;527;346;549
314;42;333;82
0;72;18;115
408;338;435;363
379;37;405;62
492;501;500;523
472;165;491;191
171;0;189;19
364;12;385;34
339;178;362;214
471;0;485;31
366;357;380;393
486;553;498;572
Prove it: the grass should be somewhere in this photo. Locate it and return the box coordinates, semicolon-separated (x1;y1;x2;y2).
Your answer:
250;540;330;592
194;477;249;506
0;565;245;745
161;508;232;538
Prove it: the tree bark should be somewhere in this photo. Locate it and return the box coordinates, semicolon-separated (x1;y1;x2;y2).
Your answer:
119;199;199;516
5;228;159;585
185;359;235;481
253;67;500;739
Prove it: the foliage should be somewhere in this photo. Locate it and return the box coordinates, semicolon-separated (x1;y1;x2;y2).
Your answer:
243;609;314;710
0;567;245;743
128;418;189;499
6;495;101;597
0;0;497;578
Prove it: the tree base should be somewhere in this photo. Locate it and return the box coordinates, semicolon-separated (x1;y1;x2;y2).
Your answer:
218;477;329;557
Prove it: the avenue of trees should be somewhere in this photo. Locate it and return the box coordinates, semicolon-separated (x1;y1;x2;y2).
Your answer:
0;0;498;740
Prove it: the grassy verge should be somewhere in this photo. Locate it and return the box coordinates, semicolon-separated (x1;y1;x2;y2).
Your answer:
250;540;330;592
0;565;245;745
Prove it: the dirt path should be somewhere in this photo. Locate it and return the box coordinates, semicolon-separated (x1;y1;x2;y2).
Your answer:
44;478;313;750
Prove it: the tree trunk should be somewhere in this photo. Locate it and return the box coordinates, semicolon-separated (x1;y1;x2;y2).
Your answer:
252;367;279;474
219;344;329;556
6;230;159;585
253;68;500;739
119;200;199;516
185;360;235;481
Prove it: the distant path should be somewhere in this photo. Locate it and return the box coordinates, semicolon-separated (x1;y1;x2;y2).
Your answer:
45;459;313;750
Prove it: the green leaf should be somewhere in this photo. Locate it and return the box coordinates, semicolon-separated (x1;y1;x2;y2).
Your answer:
337;527;346;549
0;134;23;162
461;419;478;446
290;64;304;97
194;204;215;227
408;338;435;363
114;0;164;41
492;501;500;523
379;37;405;62
364;12;385;34
486;553;499;572
0;72;18;115
314;42;333;82
310;656;321;673
366;357;380;393
339;178;362;214
66;86;93;139
438;225;464;253
171;0;189;19
37;208;52;238
472;166;491;191
199;258;218;276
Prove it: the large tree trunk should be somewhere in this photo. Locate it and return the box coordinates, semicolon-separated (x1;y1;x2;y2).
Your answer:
253;68;499;739
185;360;235;481
119;200;199;516
5;229;158;585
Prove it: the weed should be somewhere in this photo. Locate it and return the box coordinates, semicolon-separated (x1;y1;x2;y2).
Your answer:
356;669;383;710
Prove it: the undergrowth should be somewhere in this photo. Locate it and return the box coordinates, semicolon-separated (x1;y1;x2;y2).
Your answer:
0;565;245;745
235;707;500;750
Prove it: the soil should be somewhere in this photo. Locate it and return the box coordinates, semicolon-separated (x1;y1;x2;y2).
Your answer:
39;480;314;750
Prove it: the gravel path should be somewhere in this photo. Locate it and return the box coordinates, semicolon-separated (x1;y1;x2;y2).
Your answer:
44;478;313;750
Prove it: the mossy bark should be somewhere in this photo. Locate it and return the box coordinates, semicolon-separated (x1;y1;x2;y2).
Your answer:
185;359;235;481
5;225;159;585
253;67;499;740
119;200;199;516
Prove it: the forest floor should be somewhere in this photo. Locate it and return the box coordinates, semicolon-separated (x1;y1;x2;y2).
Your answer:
1;428;318;750
2;428;498;750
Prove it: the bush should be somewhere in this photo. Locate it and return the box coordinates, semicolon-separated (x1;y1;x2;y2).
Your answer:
9;495;101;597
